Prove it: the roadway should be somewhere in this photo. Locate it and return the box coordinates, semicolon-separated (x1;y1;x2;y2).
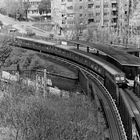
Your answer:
0;14;52;37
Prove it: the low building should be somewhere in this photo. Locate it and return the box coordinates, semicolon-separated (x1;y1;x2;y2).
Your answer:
24;0;41;18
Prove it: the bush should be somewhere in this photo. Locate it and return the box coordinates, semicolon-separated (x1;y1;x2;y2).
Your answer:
0;83;100;140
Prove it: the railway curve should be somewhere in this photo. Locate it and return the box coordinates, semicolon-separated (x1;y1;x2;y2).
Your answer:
9;36;127;140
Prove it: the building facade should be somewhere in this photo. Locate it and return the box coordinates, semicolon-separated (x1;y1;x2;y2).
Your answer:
24;0;41;17
51;0;118;30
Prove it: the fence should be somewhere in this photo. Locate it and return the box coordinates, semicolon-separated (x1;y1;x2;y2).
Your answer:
0;69;78;95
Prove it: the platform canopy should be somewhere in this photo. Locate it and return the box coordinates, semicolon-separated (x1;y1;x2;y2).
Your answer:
70;40;140;67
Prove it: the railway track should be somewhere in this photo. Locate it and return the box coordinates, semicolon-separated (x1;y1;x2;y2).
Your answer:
84;71;126;140
119;88;140;139
0;34;127;139
124;89;140;130
9;41;126;140
39;53;127;140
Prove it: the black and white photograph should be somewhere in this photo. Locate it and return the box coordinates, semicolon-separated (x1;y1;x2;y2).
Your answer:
0;0;140;140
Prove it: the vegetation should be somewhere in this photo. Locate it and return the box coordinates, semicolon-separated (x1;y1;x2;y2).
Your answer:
0;35;107;140
0;36;76;77
0;81;103;140
2;0;30;21
38;0;51;15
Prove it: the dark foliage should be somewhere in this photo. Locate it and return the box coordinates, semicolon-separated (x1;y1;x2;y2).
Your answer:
38;0;51;15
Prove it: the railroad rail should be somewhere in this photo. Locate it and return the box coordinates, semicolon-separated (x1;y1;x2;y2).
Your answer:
34;52;127;140
8;36;128;140
84;71;127;140
119;89;140;139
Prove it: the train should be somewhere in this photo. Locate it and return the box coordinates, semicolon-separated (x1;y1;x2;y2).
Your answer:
68;40;140;89
11;36;140;139
12;36;126;101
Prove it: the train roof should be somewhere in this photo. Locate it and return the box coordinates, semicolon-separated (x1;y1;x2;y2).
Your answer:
70;40;140;67
72;49;124;75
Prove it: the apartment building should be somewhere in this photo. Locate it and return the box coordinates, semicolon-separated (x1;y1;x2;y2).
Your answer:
51;0;95;30
51;0;118;31
93;0;118;27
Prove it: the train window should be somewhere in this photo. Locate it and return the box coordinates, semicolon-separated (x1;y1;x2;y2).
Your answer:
120;76;125;81
91;64;94;69
94;65;98;71
98;68;101;73
84;60;87;64
115;76;120;81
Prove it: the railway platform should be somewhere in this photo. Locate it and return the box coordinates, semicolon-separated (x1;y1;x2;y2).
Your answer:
68;40;140;66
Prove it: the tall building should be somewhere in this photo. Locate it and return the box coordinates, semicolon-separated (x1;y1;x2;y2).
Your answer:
51;0;119;32
51;0;89;30
94;0;118;27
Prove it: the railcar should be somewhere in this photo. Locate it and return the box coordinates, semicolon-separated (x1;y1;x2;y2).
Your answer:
69;40;140;89
71;49;126;86
14;36;125;86
14;36;125;90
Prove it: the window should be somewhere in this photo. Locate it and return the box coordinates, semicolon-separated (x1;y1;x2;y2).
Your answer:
88;4;93;8
104;20;109;22
79;0;82;1
104;12;109;16
67;13;74;17
96;5;100;8
96;12;100;16
67;6;73;10
79;6;83;9
88;18;94;24
89;13;93;17
104;4;108;8
68;0;72;2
